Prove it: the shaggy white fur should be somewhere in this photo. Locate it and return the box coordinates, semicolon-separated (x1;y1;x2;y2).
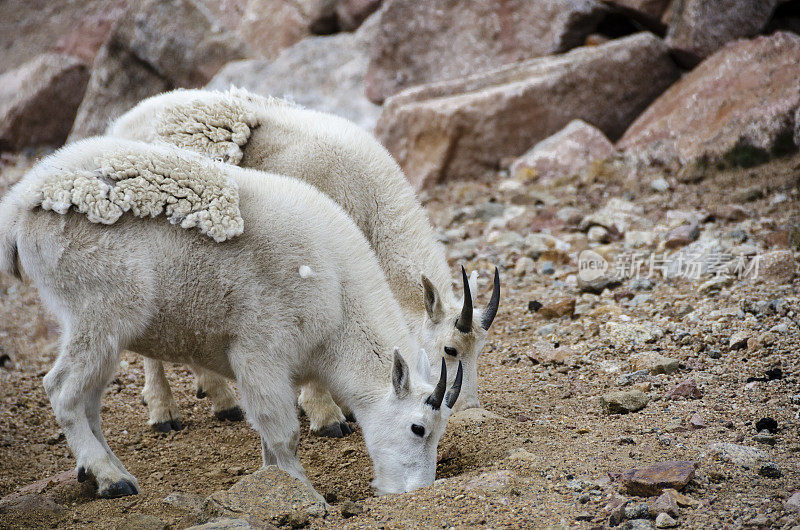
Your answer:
0;137;462;499
108;88;500;435
31;141;243;243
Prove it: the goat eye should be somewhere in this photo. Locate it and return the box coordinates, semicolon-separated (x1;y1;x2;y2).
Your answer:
411;424;425;437
444;346;458;357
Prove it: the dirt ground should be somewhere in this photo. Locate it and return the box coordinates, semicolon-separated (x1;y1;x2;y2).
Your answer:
0;151;798;529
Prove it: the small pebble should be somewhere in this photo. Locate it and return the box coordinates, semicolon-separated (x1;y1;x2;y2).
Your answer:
758;462;782;478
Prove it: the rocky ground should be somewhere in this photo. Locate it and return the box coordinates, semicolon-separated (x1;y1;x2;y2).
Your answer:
0;145;798;529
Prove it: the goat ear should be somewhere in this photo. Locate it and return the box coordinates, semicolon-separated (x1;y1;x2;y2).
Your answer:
392;348;410;398
415;349;432;382
468;271;478;303
421;275;444;323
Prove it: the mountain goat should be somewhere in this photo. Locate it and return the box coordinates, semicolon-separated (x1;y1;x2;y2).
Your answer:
108;88;500;436
0;138;462;498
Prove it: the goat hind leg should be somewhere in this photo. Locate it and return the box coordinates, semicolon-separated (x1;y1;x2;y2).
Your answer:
298;381;351;438
141;357;182;432
45;331;139;498
193;366;243;422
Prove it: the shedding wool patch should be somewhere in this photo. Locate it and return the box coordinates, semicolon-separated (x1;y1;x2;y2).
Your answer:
154;89;294;165
35;150;244;242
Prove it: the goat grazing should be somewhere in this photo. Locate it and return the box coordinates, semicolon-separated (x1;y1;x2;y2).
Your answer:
0;138;462;497
109;88;500;436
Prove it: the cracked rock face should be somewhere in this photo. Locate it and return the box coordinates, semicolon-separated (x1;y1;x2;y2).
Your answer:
617;31;800;179
365;0;606;104
377;33;680;189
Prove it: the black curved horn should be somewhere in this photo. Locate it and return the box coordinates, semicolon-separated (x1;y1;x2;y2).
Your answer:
481;267;500;330
425;358;447;410
444;361;463;409
455;266;473;333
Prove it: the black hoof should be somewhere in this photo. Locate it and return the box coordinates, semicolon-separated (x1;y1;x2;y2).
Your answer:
141;397;147;406
316;422;352;438
100;478;138;498
152;419;182;433
196;388;207;399
77;466;88;482
344;412;356;423
215;406;244;422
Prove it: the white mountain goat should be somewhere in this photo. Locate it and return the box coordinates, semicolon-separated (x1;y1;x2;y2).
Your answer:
108;88;500;436
0;138;462;498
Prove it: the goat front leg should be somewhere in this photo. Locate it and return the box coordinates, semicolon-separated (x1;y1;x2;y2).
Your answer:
298;381;352;438
141;357;183;432
234;361;309;484
45;329;139;498
192;366;243;422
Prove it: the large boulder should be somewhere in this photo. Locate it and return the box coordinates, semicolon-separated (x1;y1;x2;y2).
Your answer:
0;53;89;151
335;0;383;31
237;0;327;59
68;0;248;141
53;11;123;65
207;9;380;131
617;32;800;178
0;0;126;74
510;119;614;182
602;0;670;21
665;0;781;65
211;0;381;60
377;32;680;189
365;0;607;104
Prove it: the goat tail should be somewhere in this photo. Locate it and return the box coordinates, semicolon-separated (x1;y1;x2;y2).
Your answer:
0;195;21;279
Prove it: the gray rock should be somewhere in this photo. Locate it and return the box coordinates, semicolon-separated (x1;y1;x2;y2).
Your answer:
624;502;650;519
650;491;679;518
622;519;656;530
605;322;663;345
448;408;506;428
186;517;267;530
377;33;680;188
707;442;770;470
785;491;800;514
207;11;381;132
163;491;205;513
650;177;669;192
617;370;652;386
629;352;679;375
697;276;733;295
753;432;776;446
200;466;326;527
540;261;556;275
0;53;89;150
758;462;782;478
618;32;800;177
510;119;614;181
729;331;749;350
655;512;679;528
365;0;607;103
69;0;246;141
463;470;516;493
0;492;64;514
601;390;650;414
340;499;363;518
665;0;780;64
